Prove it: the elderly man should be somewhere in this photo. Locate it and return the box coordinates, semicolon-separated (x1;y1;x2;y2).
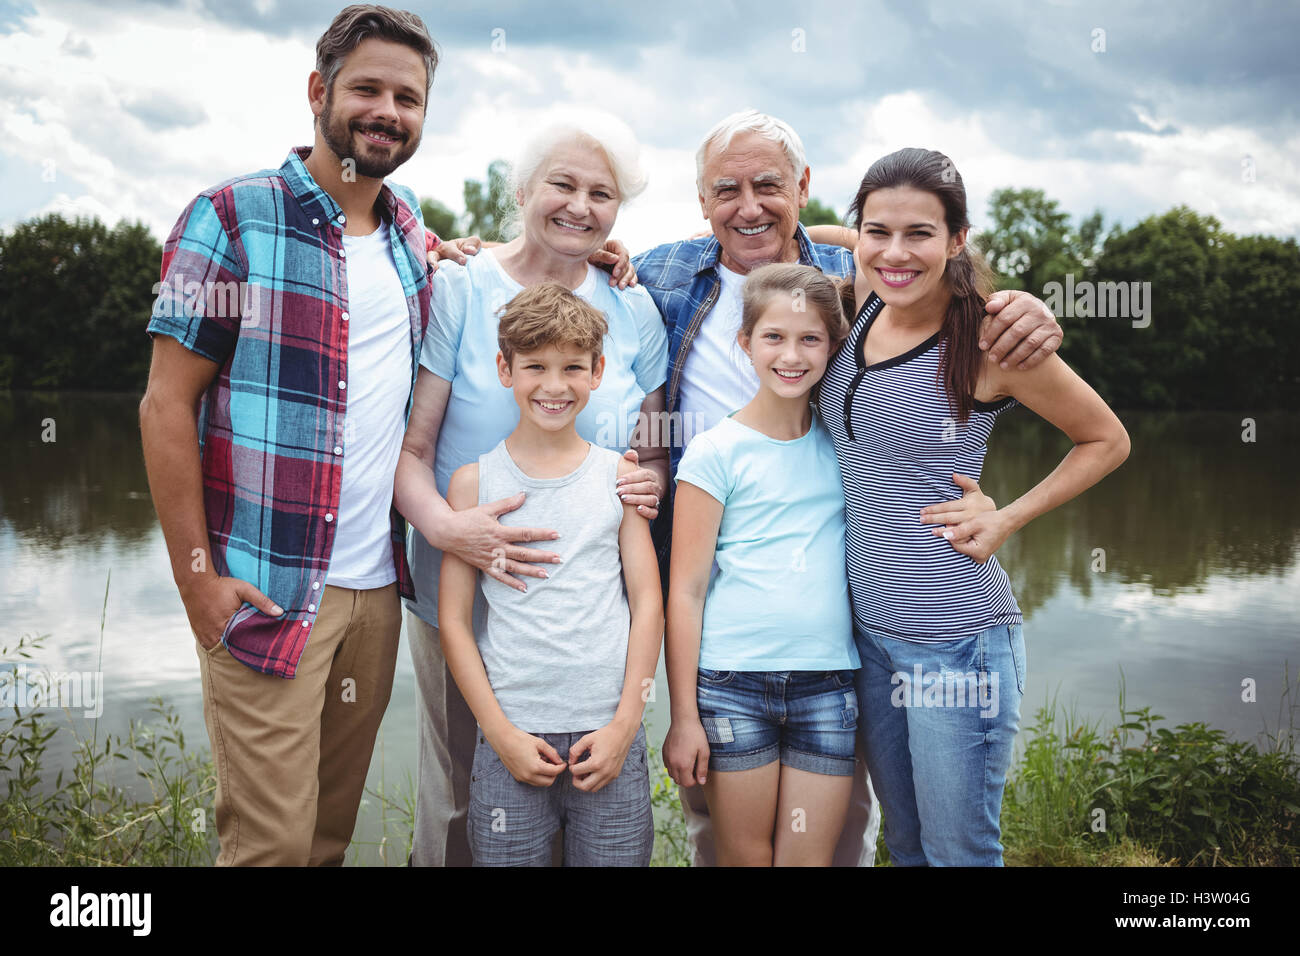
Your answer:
630;109;1063;866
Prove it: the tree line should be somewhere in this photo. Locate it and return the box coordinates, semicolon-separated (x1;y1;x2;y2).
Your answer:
1;180;1295;409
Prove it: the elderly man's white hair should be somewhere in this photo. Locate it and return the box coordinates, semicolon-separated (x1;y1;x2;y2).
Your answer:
695;109;809;193
500;107;648;239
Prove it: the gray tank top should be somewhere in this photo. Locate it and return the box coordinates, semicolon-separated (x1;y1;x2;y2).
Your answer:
475;440;630;732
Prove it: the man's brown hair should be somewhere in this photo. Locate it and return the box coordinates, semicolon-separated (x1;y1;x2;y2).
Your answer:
316;5;439;100
497;283;608;368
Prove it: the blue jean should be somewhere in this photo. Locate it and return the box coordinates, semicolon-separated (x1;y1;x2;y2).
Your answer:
853;622;1025;866
697;669;859;776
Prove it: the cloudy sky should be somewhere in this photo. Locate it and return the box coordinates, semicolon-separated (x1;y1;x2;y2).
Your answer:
2;0;1297;252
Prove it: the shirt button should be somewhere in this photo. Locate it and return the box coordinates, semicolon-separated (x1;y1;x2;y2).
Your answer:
312;217;320;226
341;311;349;322
338;380;346;390
339;248;346;258
312;581;320;590
325;513;334;523
338;214;347;224
301;620;309;628
308;603;316;612
333;446;342;455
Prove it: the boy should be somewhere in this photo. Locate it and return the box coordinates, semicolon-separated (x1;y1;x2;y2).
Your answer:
437;282;664;866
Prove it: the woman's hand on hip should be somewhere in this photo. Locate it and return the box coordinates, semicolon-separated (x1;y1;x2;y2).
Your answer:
919;473;996;533
938;508;1017;564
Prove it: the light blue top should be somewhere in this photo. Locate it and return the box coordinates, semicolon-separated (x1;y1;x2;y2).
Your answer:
674;413;860;671
406;249;668;626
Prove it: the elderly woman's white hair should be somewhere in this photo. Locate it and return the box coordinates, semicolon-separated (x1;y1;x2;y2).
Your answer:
695;109;808;192
500;108;648;239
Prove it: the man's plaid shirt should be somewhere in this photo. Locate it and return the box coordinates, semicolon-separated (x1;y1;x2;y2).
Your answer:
147;146;432;678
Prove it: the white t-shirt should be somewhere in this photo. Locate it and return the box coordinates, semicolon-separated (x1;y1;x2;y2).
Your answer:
674;263;760;448
327;220;413;589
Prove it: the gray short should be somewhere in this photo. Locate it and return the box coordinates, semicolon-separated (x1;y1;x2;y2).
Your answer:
468;724;653;867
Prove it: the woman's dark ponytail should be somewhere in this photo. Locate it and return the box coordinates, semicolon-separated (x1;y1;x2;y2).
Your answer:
938;245;995;422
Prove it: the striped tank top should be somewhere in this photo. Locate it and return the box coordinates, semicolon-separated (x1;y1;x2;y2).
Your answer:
817;293;1022;641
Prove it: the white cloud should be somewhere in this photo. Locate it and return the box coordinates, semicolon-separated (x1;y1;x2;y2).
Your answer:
1;2;1296;248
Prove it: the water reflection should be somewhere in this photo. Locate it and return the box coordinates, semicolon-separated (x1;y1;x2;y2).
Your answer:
5;394;1297;591
1;391;157;547
1;394;1296;863
982;409;1299;614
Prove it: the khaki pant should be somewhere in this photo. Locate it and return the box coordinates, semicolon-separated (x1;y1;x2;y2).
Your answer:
197;583;401;866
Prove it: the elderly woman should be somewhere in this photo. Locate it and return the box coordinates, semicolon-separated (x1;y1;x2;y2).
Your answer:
394;111;668;867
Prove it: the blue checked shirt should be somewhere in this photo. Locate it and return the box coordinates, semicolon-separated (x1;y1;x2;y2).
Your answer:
631;224;854;577
632;223;855;476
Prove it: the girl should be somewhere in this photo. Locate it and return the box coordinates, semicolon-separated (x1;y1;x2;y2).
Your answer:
663;263;862;866
818;147;1130;865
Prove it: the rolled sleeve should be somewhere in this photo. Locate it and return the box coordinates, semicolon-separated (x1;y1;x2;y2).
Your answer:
674;433;729;505
146;195;245;364
628;288;668;393
419;264;470;382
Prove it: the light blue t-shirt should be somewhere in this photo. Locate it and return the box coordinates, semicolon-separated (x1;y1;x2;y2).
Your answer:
674;413;859;671
406;249;668;626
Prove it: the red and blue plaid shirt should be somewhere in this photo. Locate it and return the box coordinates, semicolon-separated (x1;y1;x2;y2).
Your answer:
147;146;433;678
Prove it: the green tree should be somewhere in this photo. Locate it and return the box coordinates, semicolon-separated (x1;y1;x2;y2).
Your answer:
0;214;160;391
799;197;841;227
1214;233;1300;409
418;198;457;240
974;188;1078;294
462;159;511;242
1084;206;1231;409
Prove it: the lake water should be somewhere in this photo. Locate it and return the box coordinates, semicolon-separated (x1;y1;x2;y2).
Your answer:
2;391;1297;864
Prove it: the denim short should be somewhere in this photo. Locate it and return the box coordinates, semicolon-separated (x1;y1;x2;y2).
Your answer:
696;669;859;776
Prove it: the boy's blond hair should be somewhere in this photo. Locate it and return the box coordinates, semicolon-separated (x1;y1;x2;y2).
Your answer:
497;282;608;367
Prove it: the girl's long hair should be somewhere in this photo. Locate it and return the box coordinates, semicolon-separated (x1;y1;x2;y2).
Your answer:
846;148;995;422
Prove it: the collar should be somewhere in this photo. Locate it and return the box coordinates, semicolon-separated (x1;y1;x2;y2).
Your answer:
281;146;400;226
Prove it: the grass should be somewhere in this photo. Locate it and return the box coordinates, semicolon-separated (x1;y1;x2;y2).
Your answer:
4;601;1295;866
1001;669;1300;866
0;629;218;866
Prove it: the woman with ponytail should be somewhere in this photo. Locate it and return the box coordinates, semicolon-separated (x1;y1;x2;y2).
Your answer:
816;148;1130;865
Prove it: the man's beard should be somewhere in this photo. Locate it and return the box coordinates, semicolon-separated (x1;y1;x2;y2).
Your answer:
318;91;420;180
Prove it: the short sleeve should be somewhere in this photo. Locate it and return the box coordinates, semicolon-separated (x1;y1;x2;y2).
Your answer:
674;433;730;505
419;262;472;381
146;194;246;364
626;287;668;393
